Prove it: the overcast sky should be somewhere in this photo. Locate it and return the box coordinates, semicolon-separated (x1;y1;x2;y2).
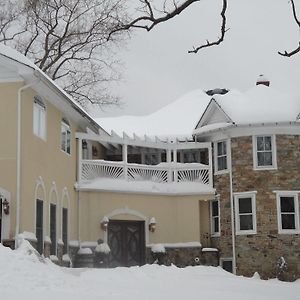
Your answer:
94;0;300;118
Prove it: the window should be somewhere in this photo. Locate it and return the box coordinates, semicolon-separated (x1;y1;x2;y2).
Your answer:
61;118;71;154
33;97;46;140
50;204;56;255
234;192;257;235
276;192;299;234
221;258;233;273
214;141;228;173
253;135;277;169
211;199;220;236
36;199;43;254
62;208;68;254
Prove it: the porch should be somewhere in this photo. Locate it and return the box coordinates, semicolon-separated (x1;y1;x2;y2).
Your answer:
75;131;214;195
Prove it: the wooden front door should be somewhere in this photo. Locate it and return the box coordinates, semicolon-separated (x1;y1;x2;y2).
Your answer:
108;220;145;267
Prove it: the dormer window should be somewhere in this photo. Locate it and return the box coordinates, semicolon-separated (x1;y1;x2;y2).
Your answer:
253;135;277;170
33;97;46;140
61;118;71;154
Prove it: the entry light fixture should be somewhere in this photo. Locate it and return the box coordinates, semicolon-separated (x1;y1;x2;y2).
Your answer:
1;196;9;215
149;217;156;233
100;216;109;231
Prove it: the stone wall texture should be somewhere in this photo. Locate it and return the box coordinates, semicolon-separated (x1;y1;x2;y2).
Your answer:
213;134;300;280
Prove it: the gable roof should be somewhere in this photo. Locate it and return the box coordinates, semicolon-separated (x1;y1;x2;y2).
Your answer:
194;85;300;135
0;44;106;135
97;89;211;140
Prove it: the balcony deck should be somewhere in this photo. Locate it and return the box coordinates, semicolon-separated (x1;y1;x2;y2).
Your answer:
76;160;214;195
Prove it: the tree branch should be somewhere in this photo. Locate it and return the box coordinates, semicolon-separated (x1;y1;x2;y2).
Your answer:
107;0;201;40
278;0;300;57
188;0;228;53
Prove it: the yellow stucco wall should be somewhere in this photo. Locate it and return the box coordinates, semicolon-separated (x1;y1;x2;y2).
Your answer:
0;81;82;242
79;191;213;245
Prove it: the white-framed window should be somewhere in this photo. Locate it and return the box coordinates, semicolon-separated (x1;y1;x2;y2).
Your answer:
253;135;277;170
61;118;71;154
210;198;220;236
214;140;228;174
276;192;300;234
234;192;257;235
33;97;46;140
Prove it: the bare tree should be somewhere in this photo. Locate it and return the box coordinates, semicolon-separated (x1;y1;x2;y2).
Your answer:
109;0;300;58
0;0;129;107
278;0;300;57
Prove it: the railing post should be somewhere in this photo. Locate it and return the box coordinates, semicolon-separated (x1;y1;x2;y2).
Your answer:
77;138;82;182
208;144;213;186
122;144;128;180
173;149;178;182
167;148;172;182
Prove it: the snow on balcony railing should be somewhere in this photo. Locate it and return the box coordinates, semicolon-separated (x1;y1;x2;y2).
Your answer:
81;160;211;186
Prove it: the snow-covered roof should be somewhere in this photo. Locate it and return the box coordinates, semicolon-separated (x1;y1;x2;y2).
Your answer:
194;85;300;135
214;85;299;124
0;44;104;134
96;89;211;140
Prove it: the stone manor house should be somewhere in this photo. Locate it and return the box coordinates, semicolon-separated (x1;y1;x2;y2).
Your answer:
0;45;299;279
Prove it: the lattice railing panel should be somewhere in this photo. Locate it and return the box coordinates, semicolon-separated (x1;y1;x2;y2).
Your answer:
127;166;168;183
177;168;209;184
81;160;124;180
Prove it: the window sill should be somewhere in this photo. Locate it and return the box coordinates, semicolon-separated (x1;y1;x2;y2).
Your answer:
61;149;71;157
236;230;256;236
253;166;277;171
211;233;220;238
214;169;229;176
278;229;300;235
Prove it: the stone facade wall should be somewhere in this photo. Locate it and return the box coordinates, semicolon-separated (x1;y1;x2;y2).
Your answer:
214;134;300;280
146;247;219;267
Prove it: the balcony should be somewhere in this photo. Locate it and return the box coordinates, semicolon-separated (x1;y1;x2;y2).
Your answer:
77;160;213;195
75;131;214;195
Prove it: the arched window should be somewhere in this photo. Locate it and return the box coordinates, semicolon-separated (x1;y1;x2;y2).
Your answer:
33;96;46;140
61;118;71;154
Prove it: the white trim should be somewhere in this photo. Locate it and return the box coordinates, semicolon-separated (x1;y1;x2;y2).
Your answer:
252;135;277;170
34;177;46;252
220;257;233;272
0;187;11;242
194;122;300;139
33;96;47;141
104;207;149;245
234;192;257;235
61;187;70;254
76;132;211;151
49;182;58;255
214;140;229;175
275;191;300;234
210;197;220;237
61;117;71;155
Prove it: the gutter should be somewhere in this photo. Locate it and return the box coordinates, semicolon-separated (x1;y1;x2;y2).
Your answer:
15;80;39;248
228;138;236;274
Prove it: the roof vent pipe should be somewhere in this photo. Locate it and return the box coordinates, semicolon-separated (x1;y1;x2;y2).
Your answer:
256;74;270;87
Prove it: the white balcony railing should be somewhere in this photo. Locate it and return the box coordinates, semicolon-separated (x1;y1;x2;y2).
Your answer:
80;160;211;186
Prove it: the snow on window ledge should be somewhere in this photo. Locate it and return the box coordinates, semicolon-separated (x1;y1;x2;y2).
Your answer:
201;248;219;252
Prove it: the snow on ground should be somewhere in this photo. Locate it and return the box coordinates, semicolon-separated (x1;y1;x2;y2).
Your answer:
1;242;300;300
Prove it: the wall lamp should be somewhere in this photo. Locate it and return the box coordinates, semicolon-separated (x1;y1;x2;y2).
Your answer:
149;217;156;233
1;196;9;215
101;216;109;231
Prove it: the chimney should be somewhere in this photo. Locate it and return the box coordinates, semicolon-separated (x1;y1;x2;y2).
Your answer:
256;74;270;87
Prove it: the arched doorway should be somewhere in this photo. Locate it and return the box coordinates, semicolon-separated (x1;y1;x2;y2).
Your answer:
105;208;147;267
108;220;145;267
